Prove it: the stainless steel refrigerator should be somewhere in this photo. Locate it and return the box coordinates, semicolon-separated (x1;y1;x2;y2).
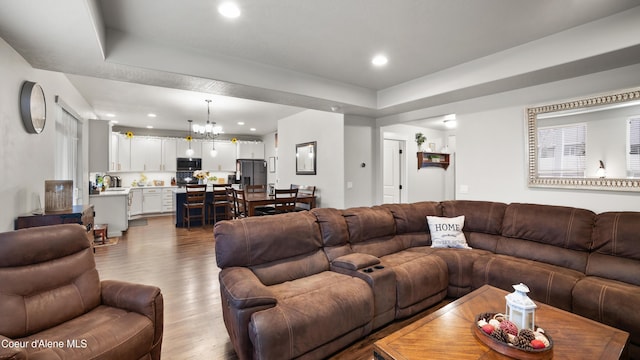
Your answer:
236;159;267;188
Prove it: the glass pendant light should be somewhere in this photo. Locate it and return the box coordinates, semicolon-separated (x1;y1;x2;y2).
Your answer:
186;119;195;157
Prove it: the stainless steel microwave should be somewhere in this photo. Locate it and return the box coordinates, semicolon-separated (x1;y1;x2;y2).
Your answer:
176;158;202;171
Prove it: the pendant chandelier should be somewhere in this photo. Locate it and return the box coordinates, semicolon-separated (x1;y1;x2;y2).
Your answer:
191;99;221;157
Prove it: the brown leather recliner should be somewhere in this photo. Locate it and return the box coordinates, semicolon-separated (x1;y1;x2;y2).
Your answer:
0;224;163;360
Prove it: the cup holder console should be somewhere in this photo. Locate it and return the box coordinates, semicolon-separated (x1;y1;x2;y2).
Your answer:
362;265;385;273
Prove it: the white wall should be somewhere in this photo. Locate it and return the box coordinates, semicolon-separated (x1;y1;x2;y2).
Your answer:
344;115;375;208
453;65;640;213
0;37;95;231
277;109;344;209
262;131;278;186
380;123;452;203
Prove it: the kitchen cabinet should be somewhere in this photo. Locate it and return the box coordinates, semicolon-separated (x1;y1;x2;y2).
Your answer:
142;188;162;213
90;192;129;237
162;138;177;171
162;188;174;212
89;120;110;172
177;138;202;159
111;133;131;172
202;141;236;171
129;188;142;218
237;141;264;159
131;137;162;171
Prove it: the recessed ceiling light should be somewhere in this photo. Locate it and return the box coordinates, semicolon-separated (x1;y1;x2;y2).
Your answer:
237;121;245;125
106;113;115;117
371;54;388;66
218;2;241;18
146;125;154;129
147;113;157;118
110;120;119;124
249;128;256;132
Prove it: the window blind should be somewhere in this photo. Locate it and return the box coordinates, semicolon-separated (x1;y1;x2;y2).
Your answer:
538;123;586;177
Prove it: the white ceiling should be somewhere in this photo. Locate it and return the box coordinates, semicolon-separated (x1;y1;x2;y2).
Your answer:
1;0;639;135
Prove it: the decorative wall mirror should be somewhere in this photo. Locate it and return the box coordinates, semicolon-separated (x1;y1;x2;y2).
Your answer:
296;141;317;175
527;86;640;192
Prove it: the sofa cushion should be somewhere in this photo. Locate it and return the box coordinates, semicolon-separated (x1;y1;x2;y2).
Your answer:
382;202;441;249
379;251;448;318
215;211;322;268
441;200;506;235
498;203;594;273
0;224;101;338
18;305;155;360
502;203;594;251
588;212;640;286
249;271;373;359
573;277;640;351
411;247;492;298
343;207;396;244
312;207;351;261
344;207;404;257
382;202;441;235
427;215;470;249
472;254;584;311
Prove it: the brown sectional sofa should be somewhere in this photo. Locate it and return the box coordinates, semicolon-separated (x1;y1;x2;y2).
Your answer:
214;200;639;360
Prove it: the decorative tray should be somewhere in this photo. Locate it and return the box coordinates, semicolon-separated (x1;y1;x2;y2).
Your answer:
473;313;553;360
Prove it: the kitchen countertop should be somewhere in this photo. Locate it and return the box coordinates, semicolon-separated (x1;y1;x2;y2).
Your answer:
89;187;131;197
90;185;178;197
172;184;233;193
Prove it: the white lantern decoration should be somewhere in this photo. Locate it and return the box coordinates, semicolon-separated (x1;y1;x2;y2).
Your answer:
505;283;537;330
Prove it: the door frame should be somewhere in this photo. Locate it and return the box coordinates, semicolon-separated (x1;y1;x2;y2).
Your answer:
382;135;407;204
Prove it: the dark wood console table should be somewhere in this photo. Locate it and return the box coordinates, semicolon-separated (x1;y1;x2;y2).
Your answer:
15;205;95;240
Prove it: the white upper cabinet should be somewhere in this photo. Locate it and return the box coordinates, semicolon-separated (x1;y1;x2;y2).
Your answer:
202;141;237;172
176;138;202;159
131;137;162;171
237;141;264;159
111;133;131;172
161;138;177;171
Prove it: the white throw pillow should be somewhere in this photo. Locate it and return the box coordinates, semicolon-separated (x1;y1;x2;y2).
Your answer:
426;215;471;249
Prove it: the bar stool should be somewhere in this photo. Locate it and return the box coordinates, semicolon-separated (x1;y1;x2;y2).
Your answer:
183;184;207;230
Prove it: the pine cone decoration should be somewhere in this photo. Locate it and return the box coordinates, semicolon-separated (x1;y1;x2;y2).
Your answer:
478;312;494;322
513;336;534;350
518;329;536;342
490;328;509;343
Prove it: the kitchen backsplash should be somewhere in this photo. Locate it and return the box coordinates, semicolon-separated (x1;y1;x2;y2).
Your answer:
90;171;234;188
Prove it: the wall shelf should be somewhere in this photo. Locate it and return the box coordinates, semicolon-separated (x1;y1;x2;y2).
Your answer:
417;152;450;170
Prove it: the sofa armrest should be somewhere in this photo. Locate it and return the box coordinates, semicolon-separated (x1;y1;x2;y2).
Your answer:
332;253;381;271
219;267;276;309
0;335;27;360
100;280;163;347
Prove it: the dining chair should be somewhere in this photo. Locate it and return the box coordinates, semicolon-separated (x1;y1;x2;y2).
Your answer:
264;188;298;215
208;185;231;224
290;184;316;211
183;184;207;230
231;188;248;218
225;188;239;219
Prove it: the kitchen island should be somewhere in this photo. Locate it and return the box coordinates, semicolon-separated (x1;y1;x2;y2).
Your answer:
173;185;231;227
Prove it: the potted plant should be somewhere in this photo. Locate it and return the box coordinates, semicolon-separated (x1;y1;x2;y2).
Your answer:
415;133;426;151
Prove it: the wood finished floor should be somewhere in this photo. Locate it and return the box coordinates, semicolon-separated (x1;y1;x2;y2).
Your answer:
93;215;450;360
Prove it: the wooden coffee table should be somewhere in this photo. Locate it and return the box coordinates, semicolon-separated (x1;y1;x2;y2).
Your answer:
374;285;629;359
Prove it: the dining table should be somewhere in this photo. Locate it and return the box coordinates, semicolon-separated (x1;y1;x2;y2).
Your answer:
240;191;316;216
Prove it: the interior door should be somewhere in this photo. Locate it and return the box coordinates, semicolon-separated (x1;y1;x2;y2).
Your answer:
383;139;403;203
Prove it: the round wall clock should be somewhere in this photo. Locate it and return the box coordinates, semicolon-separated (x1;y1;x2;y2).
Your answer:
20;81;47;134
